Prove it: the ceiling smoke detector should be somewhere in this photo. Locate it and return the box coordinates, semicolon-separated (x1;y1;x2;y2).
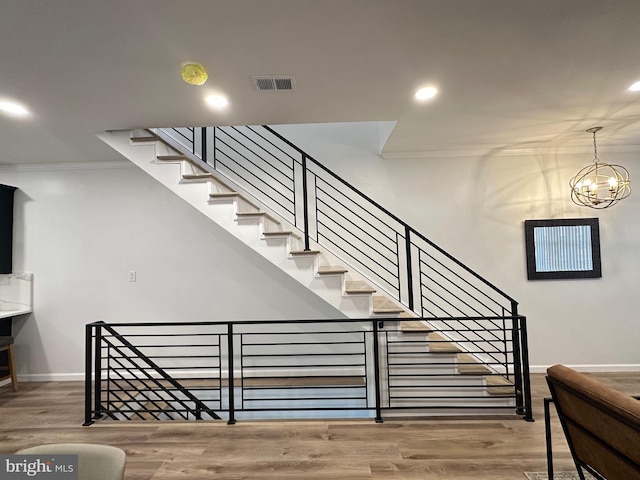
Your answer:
252;75;295;92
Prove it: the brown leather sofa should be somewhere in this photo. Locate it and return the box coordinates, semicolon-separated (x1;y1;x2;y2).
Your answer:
546;364;640;480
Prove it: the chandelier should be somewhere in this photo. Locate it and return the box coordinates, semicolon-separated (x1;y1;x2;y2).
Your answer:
569;127;631;209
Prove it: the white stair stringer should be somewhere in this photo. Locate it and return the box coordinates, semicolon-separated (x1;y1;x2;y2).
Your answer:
98;130;395;319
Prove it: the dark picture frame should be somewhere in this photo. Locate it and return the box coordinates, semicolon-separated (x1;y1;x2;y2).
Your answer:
524;218;601;280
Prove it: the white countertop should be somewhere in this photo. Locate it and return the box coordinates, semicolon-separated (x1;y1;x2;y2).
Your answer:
0;307;32;319
0;273;33;320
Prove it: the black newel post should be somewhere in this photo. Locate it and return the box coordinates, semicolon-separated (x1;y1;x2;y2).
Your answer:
301;154;310;251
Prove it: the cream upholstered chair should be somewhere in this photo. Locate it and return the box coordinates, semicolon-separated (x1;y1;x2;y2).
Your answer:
16;443;126;480
0;336;18;392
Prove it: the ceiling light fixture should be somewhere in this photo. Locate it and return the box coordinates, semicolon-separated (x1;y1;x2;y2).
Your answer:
0;101;30;117
181;62;208;85
569;127;631;209
414;86;438;102
628;80;640;92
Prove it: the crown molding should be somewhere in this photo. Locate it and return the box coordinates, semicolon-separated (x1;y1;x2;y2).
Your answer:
381;143;640;160
0;160;135;173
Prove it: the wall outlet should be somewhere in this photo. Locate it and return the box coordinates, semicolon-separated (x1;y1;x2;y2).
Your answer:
128;270;136;282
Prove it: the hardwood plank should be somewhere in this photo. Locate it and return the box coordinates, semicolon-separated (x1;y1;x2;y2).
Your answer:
151;460;373;480
0;372;638;479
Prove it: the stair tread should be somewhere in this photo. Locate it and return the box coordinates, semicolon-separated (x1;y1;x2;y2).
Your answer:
317;266;349;275
345;280;376;294
182;173;213;179
236;211;267;217
485;375;515;396
130;136;157;143
457;353;491;374
209;192;262;213
209;192;240;198
372;296;404;313
486;375;513;387
290;250;321;256
235;211;282;228
156;154;187;161
428;332;461;353
400;320;433;332
263;230;294;237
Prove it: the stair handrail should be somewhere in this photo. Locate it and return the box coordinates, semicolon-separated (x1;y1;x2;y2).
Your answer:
150;125;516;315
264;124;516;306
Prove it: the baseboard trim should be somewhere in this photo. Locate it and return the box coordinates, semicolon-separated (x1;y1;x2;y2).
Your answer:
529;364;640;374
18;373;85;382
0;160;135;173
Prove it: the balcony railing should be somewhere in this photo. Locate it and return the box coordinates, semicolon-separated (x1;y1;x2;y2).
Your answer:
84;316;532;425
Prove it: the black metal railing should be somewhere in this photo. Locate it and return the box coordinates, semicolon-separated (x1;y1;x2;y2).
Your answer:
150;125;517;319
85;317;532;425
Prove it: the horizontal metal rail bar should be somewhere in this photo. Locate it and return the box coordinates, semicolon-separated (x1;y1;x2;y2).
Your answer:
87;316;525;327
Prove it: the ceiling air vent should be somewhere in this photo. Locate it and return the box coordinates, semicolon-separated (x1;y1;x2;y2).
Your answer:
252;75;295;92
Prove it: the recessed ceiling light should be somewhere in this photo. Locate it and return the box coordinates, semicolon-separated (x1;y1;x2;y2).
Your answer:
628;80;640;92
205;94;229;110
0;101;30;117
414;86;439;102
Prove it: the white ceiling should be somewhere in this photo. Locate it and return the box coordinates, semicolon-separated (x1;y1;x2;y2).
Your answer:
1;0;640;165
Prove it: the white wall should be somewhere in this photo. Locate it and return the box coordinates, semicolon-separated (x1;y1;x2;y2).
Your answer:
1;163;343;380
273;122;640;371
3;124;639;378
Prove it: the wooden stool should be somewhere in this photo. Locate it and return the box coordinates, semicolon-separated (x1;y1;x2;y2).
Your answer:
0;336;18;392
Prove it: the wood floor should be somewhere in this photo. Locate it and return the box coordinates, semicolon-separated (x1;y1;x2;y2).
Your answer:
1;372;639;479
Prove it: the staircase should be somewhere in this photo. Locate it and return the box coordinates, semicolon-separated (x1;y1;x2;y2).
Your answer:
95;126;532;420
102;129;407;319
